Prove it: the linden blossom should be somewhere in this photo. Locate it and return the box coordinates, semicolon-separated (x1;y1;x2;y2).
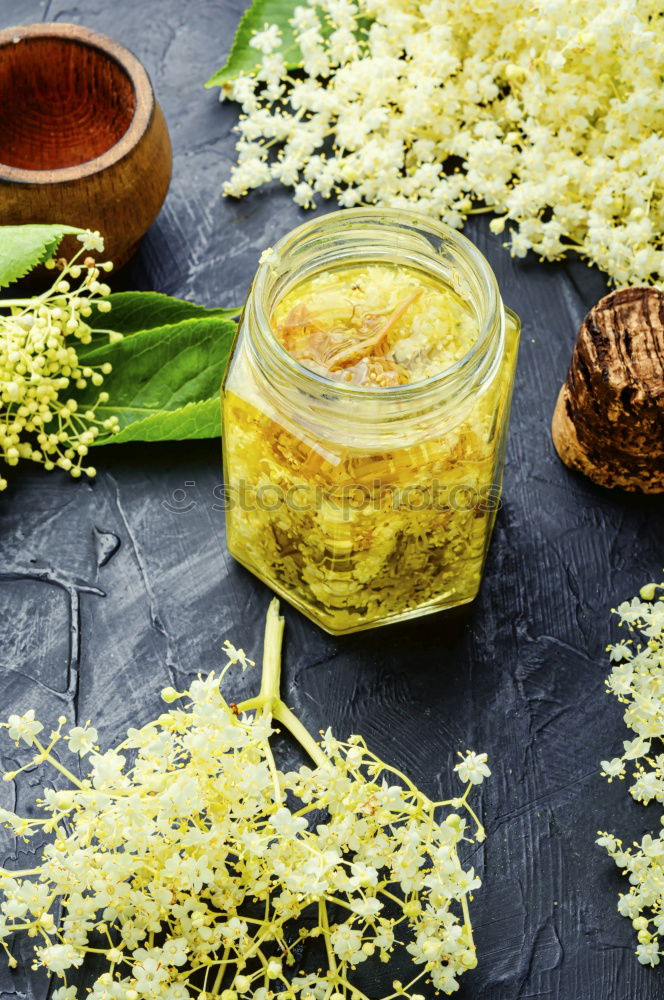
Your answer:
0;230;120;489
217;0;664;286
0;602;490;1000
598;581;664;967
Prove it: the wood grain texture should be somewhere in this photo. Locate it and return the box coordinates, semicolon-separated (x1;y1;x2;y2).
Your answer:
553;288;664;492
0;23;172;267
0;3;663;1000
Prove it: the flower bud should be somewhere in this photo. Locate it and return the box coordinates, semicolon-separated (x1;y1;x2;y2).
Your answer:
266;958;282;978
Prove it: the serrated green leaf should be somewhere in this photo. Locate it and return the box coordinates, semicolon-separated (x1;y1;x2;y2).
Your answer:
80;314;237;445
97;397;222;444
87;291;240;338
205;0;307;87
0;224;84;289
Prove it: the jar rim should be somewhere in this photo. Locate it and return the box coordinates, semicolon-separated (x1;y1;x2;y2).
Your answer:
250;206;502;403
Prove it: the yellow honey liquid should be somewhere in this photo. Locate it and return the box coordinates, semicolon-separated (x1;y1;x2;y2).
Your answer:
272;263;478;385
223;262;518;634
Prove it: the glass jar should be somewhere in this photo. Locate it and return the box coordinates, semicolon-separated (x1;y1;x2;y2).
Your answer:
222;209;520;634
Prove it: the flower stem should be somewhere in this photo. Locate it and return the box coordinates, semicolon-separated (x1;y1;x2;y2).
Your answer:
461;893;475;949
211;944;231;993
319;898;339;978
258;597;285;706
272;699;329;771
32;739;84;789
237;599;330;771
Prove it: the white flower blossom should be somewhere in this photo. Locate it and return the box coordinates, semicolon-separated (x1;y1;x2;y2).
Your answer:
599;581;664;965
222;639;255;670
66;724;98;757
249;23;282;54
0;243;119;489
0;603;488;997
600;757;625;781
39;942;84;974
6;710;43;745
455;750;491;785
76;230;105;253
637;940;660;966
161;937;188;966
349;894;382;918
53;988;78;1000
216;0;664;286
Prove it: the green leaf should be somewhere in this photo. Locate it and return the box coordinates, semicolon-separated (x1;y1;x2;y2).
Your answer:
80;312;237;445
97;397;222;444
87;291;240;337
205;0;307;87
205;0;368;89
0;224;83;289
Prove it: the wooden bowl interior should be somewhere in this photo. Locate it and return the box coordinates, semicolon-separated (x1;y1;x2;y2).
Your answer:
0;37;136;170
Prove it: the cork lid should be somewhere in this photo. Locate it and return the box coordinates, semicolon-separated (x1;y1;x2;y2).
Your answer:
552;287;664;493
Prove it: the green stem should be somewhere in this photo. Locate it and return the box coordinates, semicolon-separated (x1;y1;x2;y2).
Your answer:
258;597;285;706
461;893;475;950
463;800;486;842
32;739;84;789
0;300;44;308
272;700;329;771
381;968;427;999
319;898;339;978
262;738;283;803
236;695;262;713
211;944;231;993
329;973;372;1000
237;599;330;771
455;783;486;841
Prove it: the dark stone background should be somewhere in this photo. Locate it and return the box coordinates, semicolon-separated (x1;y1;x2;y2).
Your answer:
1;2;662;999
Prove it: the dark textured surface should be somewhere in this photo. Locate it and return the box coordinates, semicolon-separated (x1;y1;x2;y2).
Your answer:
1;3;663;999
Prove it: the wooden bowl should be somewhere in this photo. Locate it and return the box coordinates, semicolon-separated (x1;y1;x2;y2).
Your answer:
0;23;172;267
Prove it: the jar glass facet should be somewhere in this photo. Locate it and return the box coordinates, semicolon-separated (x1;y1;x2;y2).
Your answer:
222;209;520;634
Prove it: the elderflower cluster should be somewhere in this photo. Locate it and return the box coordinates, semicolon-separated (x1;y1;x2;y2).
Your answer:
218;0;664;285
0;231;120;490
597;581;664;967
0;614;489;1000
